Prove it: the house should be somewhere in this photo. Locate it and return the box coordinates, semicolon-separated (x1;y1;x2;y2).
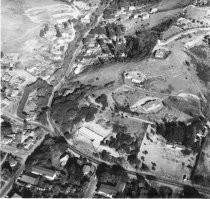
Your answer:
2;136;13;144
154;49;170;59
60;154;69;166
81;14;90;23
149;8;158;14
82;165;91;175
90;165;95;174
129;6;136;11
98;184;117;198
141;12;149;20
9;158;18;167
2;73;12;82
31;166;57;180
134;14;139;19
98;182;126;198
23;137;34;150
19;173;39;185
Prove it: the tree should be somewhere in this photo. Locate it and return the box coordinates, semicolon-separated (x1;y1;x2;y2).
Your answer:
159;186;173;198
181;185;203;198
39;29;45;37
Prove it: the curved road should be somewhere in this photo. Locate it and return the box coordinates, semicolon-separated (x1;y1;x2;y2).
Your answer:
2;109;210;196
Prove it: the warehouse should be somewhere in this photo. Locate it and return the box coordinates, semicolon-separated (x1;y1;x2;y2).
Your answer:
78;126;104;148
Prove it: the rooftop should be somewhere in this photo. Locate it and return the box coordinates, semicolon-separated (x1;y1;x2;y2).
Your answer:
20;173;39;185
31;166;56;178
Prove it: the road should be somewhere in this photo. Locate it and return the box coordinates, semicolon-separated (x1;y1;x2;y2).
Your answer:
1;110;56;136
0;120;46;198
2;105;210;196
2;1;210;197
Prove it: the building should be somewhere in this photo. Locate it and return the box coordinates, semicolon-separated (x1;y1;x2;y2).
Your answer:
19;173;39;185
31;166;57;180
129;6;136;11
23;137;34;150
60;154;69;166
98;182;126;198
134;14;139;19
11;193;22;198
141;12;149;20
2;136;13;144
82;165;91;175
77;127;104;148
149;8;158;14
9;158;18;167
81;14;90;23
154;49;170;59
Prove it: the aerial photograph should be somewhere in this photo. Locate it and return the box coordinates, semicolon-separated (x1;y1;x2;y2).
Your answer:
0;0;210;198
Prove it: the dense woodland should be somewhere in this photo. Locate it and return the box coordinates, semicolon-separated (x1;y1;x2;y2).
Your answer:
51;84;98;132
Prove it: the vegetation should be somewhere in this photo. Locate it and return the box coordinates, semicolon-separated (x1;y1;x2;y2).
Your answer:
96;163;129;192
51;84;98;132
163;96;202;117
95;94;108;110
17;78;53;124
101;123;141;168
156;118;206;152
1;118;13;137
24;135;90;198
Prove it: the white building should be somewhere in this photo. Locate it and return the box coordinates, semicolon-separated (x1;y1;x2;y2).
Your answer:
60;154;69;166
31;166;57;180
141;12;149;20
129;6;136;11
82;165;91;175
78;127;104;148
149;8;158;14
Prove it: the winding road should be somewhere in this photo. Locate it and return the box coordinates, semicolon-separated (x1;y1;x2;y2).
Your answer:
2;110;210;196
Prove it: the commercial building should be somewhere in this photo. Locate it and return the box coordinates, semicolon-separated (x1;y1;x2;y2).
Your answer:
31;166;57;180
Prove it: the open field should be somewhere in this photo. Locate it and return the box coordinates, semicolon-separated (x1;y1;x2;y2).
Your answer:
138;126;197;182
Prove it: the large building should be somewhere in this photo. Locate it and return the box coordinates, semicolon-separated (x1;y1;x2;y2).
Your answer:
31;166;57;180
77;126;104;148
